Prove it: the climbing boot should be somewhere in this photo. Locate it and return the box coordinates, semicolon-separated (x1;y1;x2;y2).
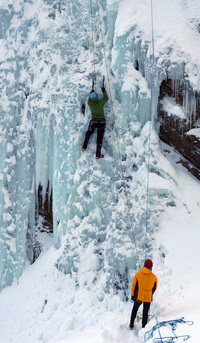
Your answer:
96;154;104;159
82;144;87;151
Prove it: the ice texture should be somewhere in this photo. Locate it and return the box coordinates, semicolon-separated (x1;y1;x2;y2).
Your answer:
0;0;200;294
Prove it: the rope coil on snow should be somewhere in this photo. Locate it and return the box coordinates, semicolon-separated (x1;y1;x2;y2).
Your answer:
144;317;194;343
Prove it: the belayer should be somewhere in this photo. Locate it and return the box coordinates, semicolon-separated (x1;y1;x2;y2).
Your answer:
129;259;158;329
82;84;109;159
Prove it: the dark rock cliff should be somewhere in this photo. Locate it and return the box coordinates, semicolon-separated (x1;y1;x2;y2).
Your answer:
159;78;200;180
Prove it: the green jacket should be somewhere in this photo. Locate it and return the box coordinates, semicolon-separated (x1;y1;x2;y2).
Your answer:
88;91;109;121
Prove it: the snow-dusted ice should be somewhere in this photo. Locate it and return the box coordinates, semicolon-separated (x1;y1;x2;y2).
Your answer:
0;0;200;342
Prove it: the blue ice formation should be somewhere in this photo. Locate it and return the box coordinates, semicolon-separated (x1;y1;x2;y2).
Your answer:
0;0;199;294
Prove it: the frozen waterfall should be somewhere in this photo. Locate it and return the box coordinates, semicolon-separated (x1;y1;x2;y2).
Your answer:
0;0;200;296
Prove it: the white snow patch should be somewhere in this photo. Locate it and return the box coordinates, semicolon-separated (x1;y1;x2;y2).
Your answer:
186;128;200;138
160;95;186;119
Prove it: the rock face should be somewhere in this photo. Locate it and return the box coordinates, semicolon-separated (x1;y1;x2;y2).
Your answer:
159;79;200;180
37;182;53;234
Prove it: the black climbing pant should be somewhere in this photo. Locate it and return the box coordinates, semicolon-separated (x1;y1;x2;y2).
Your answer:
82;119;106;158
130;300;151;328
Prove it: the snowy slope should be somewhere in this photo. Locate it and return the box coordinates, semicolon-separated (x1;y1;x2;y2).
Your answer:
114;0;200;88
0;0;200;342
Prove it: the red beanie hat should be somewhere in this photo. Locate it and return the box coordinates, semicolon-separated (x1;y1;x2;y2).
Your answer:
144;259;153;269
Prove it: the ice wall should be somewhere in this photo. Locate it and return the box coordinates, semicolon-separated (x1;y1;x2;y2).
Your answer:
0;0;199;293
0;0;106;290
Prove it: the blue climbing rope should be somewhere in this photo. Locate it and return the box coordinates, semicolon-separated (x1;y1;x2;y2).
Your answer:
144;317;194;343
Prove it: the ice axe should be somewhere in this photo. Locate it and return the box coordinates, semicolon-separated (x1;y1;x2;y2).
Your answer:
102;76;105;89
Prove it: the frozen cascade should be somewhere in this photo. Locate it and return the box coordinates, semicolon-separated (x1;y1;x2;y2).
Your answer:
0;0;200;295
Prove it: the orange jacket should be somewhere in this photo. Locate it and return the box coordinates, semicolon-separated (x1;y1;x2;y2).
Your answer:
131;267;158;303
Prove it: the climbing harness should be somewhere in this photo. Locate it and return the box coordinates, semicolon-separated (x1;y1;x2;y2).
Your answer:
89;0;141;268
144;317;194;343
145;0;155;261
91;118;106;124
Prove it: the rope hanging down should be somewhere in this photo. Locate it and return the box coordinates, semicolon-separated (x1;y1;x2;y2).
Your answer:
90;0;141;269
145;0;155;261
90;0;96;90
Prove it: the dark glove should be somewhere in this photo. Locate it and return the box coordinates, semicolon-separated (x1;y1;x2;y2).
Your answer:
101;87;105;92
136;298;142;304
131;296;135;301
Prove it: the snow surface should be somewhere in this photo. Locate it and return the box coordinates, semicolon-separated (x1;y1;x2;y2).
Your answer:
0;0;200;342
186;128;200;138
114;0;200;89
160;95;186;119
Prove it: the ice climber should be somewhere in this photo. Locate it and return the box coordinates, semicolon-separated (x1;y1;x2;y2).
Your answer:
129;259;158;329
82;86;109;159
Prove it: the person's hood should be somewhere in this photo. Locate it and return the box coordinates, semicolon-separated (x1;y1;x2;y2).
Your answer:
89;98;99;104
141;267;152;275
